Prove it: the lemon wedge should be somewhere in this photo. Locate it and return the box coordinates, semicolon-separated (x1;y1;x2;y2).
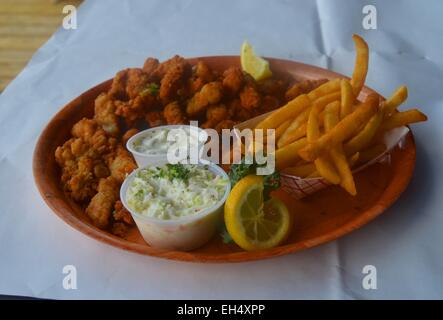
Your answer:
240;41;273;81
224;175;291;251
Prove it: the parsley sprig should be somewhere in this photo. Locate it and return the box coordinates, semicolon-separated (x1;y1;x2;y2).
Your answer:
140;83;159;97
154;163;191;183
229;159;280;201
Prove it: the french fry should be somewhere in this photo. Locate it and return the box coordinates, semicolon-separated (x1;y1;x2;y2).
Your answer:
277;106;312;148
276;119;292;140
307;94;341;142
308;100;341;184
324;101;341;132
255;94;310;129
306;154;358;178
344;111;383;156
279;123;308;147
278;92;340;148
307;171;321;178
307;104;321;143
282;163;316;178
349;152;360;167
357;144;387;165
298;94;379;161
381;85;408;116
340;79;354;118
350;34;369;97
275;137;307;170
307;78;341;101
314;156;341;184
380;109;427;132
330;145;356;195
324;101;356;195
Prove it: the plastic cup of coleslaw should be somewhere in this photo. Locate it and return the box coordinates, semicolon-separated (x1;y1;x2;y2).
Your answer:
120;160;231;251
126;125;208;168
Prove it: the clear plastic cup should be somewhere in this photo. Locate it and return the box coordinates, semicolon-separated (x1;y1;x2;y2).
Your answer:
126;125;208;168
120;160;231;251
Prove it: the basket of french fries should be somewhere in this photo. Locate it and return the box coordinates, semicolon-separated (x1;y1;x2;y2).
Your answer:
235;35;427;199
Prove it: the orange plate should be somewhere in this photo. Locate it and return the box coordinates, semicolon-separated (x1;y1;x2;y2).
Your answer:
33;56;416;263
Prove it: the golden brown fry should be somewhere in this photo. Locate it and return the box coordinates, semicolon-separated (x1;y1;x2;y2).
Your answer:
330;145;356;195
323;101;356;194
381;85;408;116
314;156;341;184
349;152;360;167
255;94;311;130
303;152;359;180
278;108;311;148
340;79;354;119
307;171;321;178
306;100;341;184
350;34;369;97
323;101;341;132
279;92;340;148
299;94;378;161
275;137;307;170
282;163;316;177
380;109;427;131
307;78;341;101
275;119;292;140
344;111;383;156
307;96;341;142
279;123;308;147
357;144;387;165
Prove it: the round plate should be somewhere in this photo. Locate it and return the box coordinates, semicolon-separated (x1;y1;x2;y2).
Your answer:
33;56;416;263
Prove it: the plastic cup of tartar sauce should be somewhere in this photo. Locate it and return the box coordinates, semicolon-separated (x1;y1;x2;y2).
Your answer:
126;125;208;168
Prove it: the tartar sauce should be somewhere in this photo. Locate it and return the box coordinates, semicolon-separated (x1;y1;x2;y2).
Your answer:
125;164;228;220
132;127;201;155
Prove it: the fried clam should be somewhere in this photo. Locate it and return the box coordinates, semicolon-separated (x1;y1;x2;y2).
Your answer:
201;104;230;129
163;101;188;125
285;79;328;101
107;145;137;184
94;93;120;137
186;81;223;117
145;110;166;127
85;176;120;229
55;119;116;202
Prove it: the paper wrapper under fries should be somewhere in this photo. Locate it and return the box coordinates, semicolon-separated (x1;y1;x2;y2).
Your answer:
233;112;410;199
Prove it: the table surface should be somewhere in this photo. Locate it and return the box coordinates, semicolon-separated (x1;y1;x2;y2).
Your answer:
0;0;442;299
0;0;82;92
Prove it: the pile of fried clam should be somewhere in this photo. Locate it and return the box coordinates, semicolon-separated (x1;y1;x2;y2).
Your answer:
55;55;327;236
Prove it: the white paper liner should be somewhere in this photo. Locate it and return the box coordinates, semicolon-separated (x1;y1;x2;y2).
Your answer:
233;114;410;199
